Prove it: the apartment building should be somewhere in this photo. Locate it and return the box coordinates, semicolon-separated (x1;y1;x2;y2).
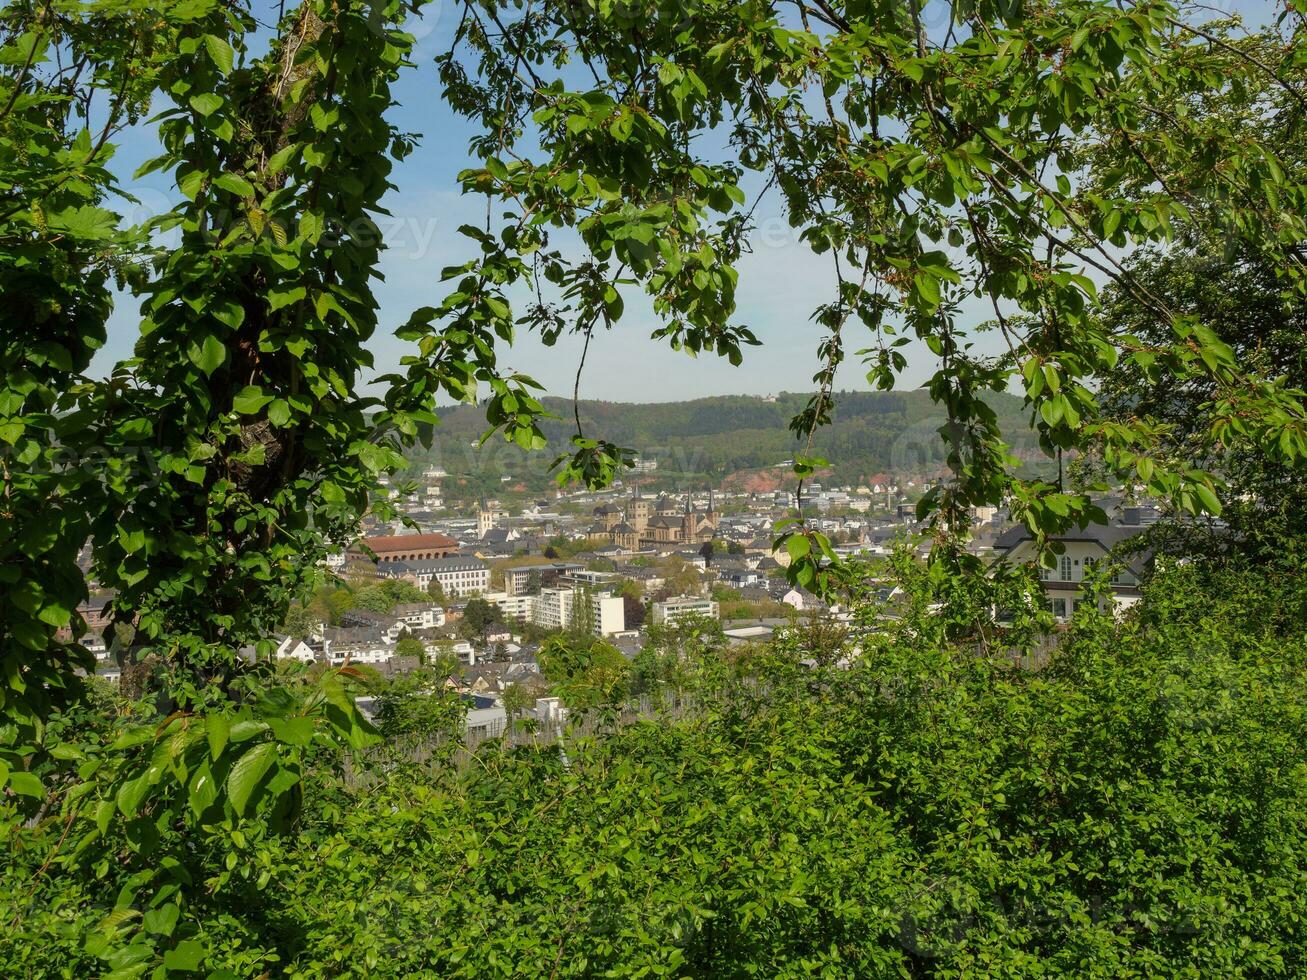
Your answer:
651;595;720;626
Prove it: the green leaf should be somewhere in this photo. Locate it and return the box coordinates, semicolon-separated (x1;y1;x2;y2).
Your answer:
300;210;324;244
143;903;180;937
268;716;315;746
1195;483;1222;516
188;93;223;117
226;742;277;816
213;172;254;198
188;763;218;817
7;770;44;798
232;386;273;415
187;334;226;375
267;400;292;427
210;297;245;329
163;939;205;972
203;34;234;75
914;273;941;308
267;143;299;175
206;714;230;760
116;774;149;817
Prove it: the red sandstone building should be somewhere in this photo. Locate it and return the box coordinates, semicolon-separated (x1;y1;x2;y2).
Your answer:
351;532;459;564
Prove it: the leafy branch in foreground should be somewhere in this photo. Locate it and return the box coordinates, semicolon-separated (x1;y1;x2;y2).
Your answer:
2;0;1307;972
437;0;1307;589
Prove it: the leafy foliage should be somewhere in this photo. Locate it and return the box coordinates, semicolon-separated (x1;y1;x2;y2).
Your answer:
5;562;1306;977
372;668;467;742
435;0;1307;586
3;0;1307;972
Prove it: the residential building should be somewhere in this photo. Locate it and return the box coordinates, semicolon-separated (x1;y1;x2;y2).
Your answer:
651;595;720;626
321;628;393;665
404;556;490;597
501;562;583;597
482;589;534;623
484;587;626;636
533;587;575;631
339;608;405;640
275;636;319;663
56;594;115;656
994;522;1149;622
465;695;508;741
563;568;618;589
390;602;446;630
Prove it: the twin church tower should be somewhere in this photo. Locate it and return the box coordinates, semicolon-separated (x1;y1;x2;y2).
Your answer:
590;486;719;550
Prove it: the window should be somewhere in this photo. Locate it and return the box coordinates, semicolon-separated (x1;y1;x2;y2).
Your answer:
1059;555;1073;581
1048;597;1069;620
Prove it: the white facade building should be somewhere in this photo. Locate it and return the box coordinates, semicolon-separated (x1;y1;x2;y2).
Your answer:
408;556;490;598
995;523;1146;623
651;596;720;626
391;602;446;630
484;587;625;637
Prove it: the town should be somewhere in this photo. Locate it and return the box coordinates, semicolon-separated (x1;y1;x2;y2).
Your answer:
70;459;1160;742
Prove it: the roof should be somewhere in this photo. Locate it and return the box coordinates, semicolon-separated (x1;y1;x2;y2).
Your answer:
341;607;394;620
359;532;457;554
993;522;1148;553
406;556;488;573
994;522;1151;575
505;562;584;575
391;602;441;615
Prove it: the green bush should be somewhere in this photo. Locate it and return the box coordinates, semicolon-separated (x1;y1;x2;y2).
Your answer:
4;564;1305;977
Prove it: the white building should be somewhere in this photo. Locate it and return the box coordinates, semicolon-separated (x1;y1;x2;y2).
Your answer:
781;588;813;611
275;636;318;662
534;587;575;631
482;590;536;622
391;602;446;630
651;595;720;626
994;523;1146;622
326;641;393;665
406;556;490;598
484;587;625;637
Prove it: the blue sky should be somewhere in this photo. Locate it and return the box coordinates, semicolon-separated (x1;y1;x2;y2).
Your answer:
97;0;1279;404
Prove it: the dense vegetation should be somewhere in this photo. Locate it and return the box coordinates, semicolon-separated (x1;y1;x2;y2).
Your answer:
3;0;1306;975
4;561;1306;977
408;390;1035;498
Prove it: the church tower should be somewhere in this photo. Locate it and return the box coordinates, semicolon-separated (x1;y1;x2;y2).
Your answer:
476;497;494;539
628;481;651;533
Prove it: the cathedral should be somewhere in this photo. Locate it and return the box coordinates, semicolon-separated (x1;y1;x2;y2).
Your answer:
590;487;718;550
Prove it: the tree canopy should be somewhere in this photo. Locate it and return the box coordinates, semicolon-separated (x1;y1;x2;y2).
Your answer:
2;0;1306;974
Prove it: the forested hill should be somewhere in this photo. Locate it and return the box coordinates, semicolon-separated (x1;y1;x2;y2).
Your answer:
409;390;1036;495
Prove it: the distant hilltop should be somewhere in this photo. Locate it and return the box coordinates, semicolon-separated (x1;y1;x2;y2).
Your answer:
406;390;1037;495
